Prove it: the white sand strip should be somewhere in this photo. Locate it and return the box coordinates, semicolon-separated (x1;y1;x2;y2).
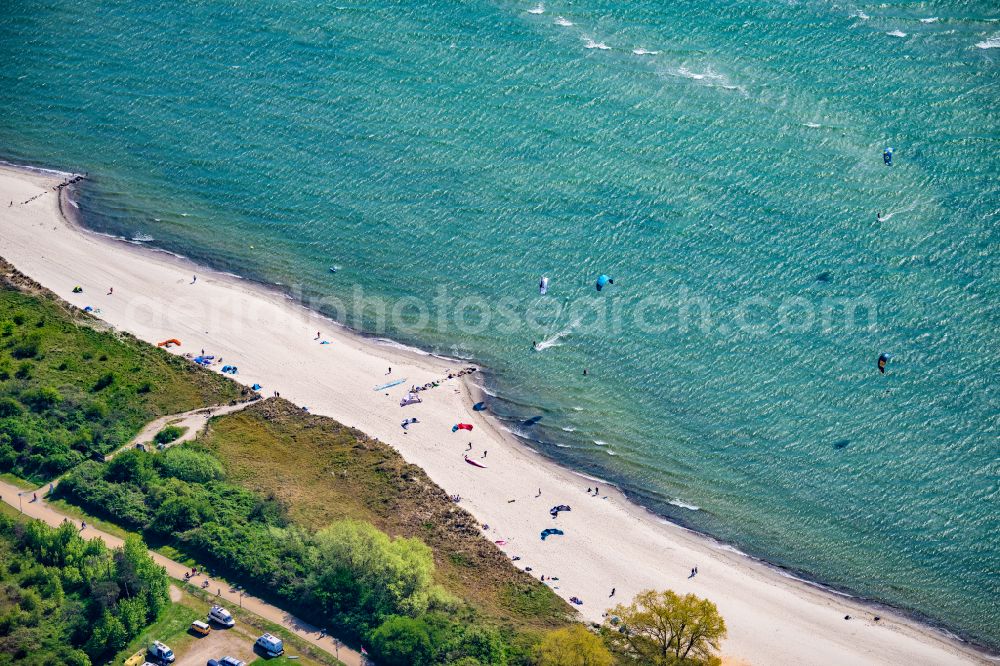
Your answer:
0;164;989;665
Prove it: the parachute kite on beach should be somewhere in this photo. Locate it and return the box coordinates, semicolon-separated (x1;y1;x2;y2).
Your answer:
473;402;486;412
540;528;564;541
453;423;474;432
595;274;614;291
157;338;181;348
464;455;487;468
549;504;571;518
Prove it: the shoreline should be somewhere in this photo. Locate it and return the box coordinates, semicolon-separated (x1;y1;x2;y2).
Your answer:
0;161;993;665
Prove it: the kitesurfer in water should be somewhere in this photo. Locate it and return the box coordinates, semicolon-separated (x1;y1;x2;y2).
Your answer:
596;274;614;291
878;353;890;374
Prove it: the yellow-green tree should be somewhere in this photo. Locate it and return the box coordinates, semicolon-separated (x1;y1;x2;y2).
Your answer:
539;625;614;666
602;589;726;665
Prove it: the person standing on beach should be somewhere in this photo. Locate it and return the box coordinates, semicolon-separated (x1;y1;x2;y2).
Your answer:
466;442;472;451
315;331;320;340
191;275;197;284
610;588;615;597
107;287;113;295
481;450;487;458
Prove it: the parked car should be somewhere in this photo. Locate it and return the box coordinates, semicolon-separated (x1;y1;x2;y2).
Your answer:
255;633;284;657
207;657;246;666
208;604;235;627
148;640;175;663
190;620;211;636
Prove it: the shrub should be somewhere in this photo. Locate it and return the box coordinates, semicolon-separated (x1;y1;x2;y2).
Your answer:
539;625;613;666
10;334;41;359
0;397;24;418
92;372;115;391
19;386;62;411
153;425;184;446
370;616;434;666
14;362;32;380
157;447;223;483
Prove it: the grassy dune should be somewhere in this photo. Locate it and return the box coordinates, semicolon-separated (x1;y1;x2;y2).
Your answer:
200;399;572;633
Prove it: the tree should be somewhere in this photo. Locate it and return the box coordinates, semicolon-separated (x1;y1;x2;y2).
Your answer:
369;615;433;666
539;625;614;666
106;450;155;487
602;590;726;665
309;520;444;620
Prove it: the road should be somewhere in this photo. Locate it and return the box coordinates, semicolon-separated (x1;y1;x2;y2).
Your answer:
0;479;364;666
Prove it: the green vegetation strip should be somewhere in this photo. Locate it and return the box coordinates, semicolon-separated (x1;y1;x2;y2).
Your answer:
0;264;246;482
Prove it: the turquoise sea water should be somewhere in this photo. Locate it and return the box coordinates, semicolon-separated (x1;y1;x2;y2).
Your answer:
2;0;998;647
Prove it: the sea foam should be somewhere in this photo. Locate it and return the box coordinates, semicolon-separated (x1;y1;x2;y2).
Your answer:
583;38;611;50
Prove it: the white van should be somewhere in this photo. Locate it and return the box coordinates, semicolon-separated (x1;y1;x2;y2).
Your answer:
208;604;235;627
255;633;284;657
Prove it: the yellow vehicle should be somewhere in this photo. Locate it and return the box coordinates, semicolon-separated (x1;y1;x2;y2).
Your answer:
191;620;212;636
124;651;146;666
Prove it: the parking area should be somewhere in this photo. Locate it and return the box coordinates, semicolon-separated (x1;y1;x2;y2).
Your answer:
175;626;254;666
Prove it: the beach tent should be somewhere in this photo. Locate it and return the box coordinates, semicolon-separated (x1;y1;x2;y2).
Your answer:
400;392;421;407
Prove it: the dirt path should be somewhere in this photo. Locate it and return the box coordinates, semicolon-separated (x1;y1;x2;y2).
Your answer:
0;479;363;666
106;401;256;461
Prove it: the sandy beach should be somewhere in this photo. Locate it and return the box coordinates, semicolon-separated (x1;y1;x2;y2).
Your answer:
0;163;990;665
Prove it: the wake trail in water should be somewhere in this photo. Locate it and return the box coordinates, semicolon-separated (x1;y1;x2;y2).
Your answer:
535;311;582;351
880;200;925;222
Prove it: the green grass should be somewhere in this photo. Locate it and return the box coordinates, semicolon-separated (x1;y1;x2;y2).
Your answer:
0;266;249;482
200;399;572;633
0;471;35;490
0;500;21;519
45;497;137;539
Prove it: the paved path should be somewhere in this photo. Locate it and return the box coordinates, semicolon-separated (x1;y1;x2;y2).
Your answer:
0;479;364;666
